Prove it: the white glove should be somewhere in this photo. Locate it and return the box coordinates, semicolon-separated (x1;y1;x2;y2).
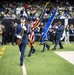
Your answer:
17;35;22;39
22;26;26;30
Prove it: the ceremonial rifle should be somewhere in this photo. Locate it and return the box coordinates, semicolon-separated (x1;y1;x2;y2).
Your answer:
17;23;26;45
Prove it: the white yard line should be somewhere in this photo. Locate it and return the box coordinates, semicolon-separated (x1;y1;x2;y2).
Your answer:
19;51;27;75
54;51;74;65
22;63;27;75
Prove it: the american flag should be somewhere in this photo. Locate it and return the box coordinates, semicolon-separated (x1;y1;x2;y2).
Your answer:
30;2;49;30
28;31;35;46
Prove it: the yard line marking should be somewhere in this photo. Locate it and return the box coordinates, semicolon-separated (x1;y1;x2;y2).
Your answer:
0;46;7;59
19;51;27;75
1;48;5;50
0;56;2;58
54;51;74;65
3;46;7;48
22;63;27;75
0;51;4;54
64;44;71;46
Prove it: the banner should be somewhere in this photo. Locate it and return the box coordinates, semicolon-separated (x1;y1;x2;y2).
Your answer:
41;8;58;43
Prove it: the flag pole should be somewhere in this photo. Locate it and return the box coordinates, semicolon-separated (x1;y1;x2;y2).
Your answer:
41;7;58;43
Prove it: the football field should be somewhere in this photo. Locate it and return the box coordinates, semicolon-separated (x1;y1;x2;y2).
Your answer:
0;42;74;75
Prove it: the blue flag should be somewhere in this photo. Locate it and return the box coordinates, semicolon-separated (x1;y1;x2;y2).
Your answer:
41;8;58;43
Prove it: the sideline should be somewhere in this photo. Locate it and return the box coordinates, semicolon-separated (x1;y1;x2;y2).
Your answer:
54;51;74;65
22;63;27;75
19;51;27;75
0;46;7;58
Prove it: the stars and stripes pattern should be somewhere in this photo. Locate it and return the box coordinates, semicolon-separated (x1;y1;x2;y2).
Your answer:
28;31;35;46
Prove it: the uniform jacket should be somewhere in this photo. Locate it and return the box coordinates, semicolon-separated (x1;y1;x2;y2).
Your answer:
15;23;29;44
56;25;64;39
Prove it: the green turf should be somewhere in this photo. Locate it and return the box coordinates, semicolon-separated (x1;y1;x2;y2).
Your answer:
25;42;74;75
0;42;74;75
0;45;22;75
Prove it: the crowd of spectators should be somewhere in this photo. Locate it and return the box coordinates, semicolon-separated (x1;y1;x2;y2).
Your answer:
0;1;74;20
0;0;74;45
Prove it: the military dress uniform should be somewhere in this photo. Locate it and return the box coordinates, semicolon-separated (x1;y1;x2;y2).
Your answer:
28;30;36;57
40;26;50;52
52;23;64;50
15;22;29;66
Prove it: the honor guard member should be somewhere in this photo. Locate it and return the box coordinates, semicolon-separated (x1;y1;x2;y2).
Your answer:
28;22;36;57
52;21;64;50
15;17;29;66
40;23;50;52
41;33;50;52
10;22;17;45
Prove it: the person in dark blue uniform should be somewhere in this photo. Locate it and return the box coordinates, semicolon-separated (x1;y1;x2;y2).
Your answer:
52;21;64;50
41;33;50;52
15;17;29;66
10;22;17;45
40;22;50;52
28;22;36;57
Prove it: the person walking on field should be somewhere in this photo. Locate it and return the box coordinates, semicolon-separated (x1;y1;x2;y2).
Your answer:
15;17;29;66
52;21;64;50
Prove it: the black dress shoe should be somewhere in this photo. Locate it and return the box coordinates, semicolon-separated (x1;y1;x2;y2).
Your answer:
59;47;63;49
20;63;23;66
52;48;56;50
32;50;36;54
28;54;31;57
41;50;45;52
47;46;50;50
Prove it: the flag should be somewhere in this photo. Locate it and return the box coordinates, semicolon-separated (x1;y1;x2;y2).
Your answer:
41;8;58;43
31;2;49;30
